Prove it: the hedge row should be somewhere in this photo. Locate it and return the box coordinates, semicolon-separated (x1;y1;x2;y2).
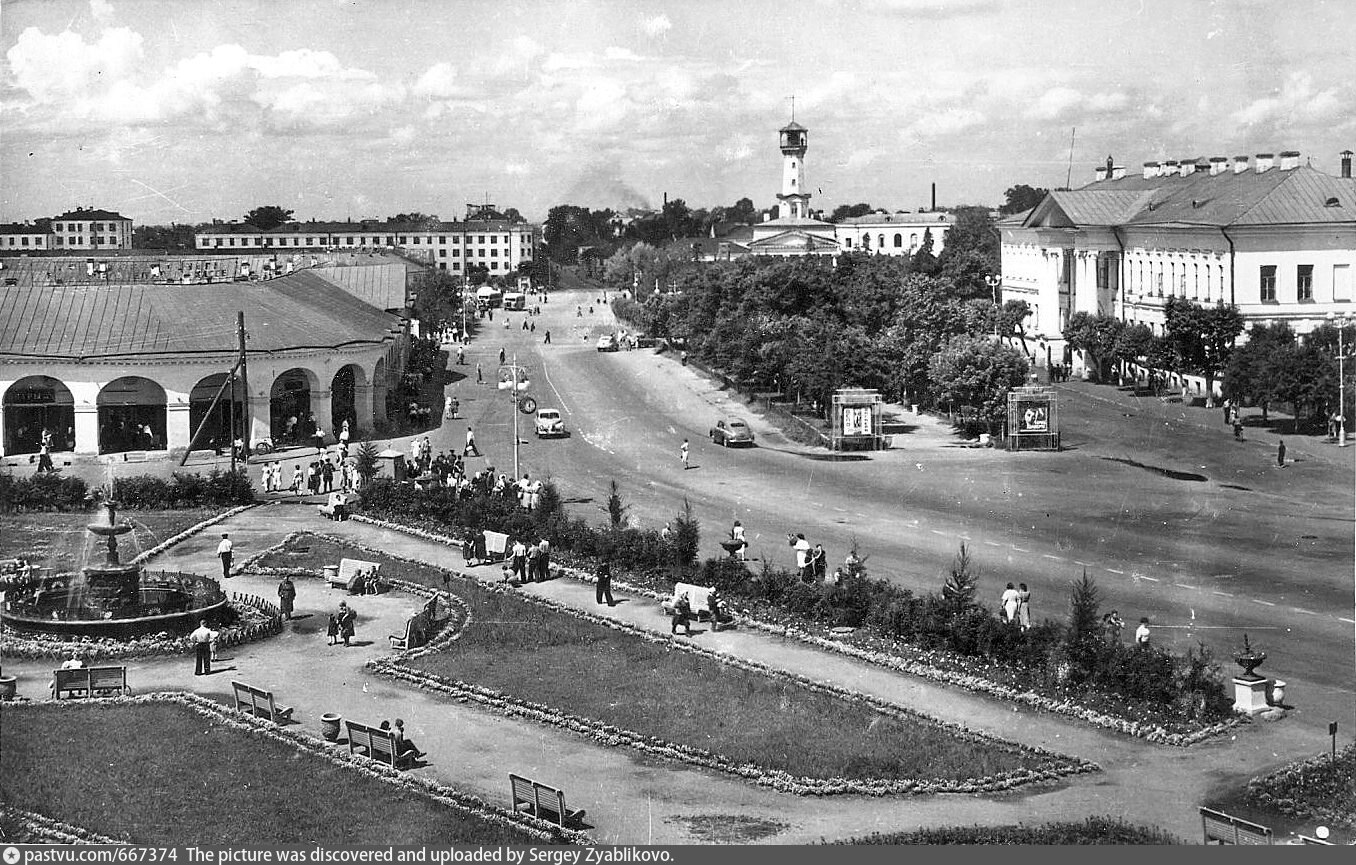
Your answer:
0;469;254;513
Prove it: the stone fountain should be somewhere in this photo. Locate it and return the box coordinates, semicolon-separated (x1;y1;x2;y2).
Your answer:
0;495;228;638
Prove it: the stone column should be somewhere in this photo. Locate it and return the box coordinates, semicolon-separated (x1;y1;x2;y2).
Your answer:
165;402;192;451
352;383;375;435
311;388;334;441
73;404;100;455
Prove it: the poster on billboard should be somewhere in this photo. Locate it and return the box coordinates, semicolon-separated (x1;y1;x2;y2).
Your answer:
1018;401;1049;432
842;405;872;436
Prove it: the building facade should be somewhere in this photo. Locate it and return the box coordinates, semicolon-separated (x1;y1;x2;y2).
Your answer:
51;208;133;250
195;217;535;275
837;211;953;256
1000;150;1356;372
0;223;52;252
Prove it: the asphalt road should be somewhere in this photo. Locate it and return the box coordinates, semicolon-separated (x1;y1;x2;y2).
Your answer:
452;280;1355;735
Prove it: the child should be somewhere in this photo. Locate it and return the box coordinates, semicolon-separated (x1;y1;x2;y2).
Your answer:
326;613;339;646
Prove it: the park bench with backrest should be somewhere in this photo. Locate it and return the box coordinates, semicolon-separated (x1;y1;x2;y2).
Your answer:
52;666;128;699
1200;807;1272;845
660;583;734;630
328;558;382;593
480;531;509;566
317;492;352;521
344;719;416;769
509;773;585;828
389;597;439;650
230;680;294;724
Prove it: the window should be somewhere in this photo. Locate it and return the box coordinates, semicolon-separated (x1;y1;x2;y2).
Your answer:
21;237;28;247
1260;265;1277;302
878;234;885;248
1335;264;1352;302
439;236;447;244
229;238;236;247
894;233;902;248
861;234;870;249
1192;263;1199;299
399;236;407;244
491;249;498;257
844;238;853;248
491;262;499;270
478;236;486;244
1155;271;1163;297
910;233;919;252
451;249;460;257
439;249;446;258
1297;265;1313;301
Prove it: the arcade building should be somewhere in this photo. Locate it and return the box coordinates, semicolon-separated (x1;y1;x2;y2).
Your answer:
0;271;409;460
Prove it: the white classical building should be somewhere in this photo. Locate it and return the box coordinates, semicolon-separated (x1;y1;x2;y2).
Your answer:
1001;150;1356;371
195;215;535;275
836;211;953;256
0;272;408;459
745;120;841;257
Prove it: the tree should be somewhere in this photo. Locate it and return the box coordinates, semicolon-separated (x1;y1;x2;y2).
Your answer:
542;205;615;264
671;499;700;568
829;203;874;223
1062;312;1124;381
928;335;1030;431
243;206;295;231
941;543;979;618
998;299;1033;356
1111;322;1153;379
1063;570;1103;685
1162;297;1244;399
410;268;464;331
999;184;1049;216
133;223;199;250
606;479;628;528
354;441;380;486
910;228;939;276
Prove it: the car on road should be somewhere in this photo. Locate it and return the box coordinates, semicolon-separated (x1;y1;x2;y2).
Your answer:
534;408;566;438
596;334;619;352
709;417;755;447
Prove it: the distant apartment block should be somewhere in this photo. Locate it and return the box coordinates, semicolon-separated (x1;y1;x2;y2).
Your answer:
0;223;52;251
52;208;133;250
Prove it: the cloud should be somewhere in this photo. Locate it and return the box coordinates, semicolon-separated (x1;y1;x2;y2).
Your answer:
89;0;115;23
7;25;144;103
504;161;530;176
1027;86;1130;120
641;14;672;37
413;62;461;99
862;0;998;18
906;107;985;138
1232;71;1349;129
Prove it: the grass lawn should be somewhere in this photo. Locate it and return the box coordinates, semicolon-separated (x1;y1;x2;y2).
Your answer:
835;817;1181;844
0;701;539;845
258;536;1063;784
0;509;223;573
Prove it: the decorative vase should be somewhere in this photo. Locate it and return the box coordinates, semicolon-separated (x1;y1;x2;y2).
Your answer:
0;674;16;701
320;713;342;742
1233;634;1267;680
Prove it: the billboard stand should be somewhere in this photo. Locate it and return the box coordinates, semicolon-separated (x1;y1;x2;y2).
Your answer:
831;388;883;451
1006;386;1060;451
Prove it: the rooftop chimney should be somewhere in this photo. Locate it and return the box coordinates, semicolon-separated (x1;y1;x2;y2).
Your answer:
1143;161;1160;179
1255;153;1274;173
1279;150;1300;170
1342;150;1353;179
1233;155;1250;174
1111;165;1126;180
1209;156;1228;176
1094;166;1109;182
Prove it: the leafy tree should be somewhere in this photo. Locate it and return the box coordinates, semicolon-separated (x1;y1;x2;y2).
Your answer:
941;543;979;618
911;228;939;275
939;206;999;264
939;247;996;300
1063;312;1124;382
502;207;526;224
410;268;464;331
1162;297;1244;398
243;206;295;231
133;223;200;250
354;441;381;486
1063;570;1103;685
928;335;1030;430
542;205;615;264
1112;322;1153;377
829;203;875;223
998;299;1033;355
999;184;1049;216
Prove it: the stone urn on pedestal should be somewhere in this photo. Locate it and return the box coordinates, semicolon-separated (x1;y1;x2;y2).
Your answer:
1231;634;1272;716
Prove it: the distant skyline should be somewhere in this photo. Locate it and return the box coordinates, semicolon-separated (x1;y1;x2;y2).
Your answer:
2;0;1354;225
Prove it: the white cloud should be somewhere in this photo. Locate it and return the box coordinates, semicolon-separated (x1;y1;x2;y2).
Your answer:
89;0;115;23
906;107;985;138
1027;86;1130;120
641;14;672;37
504;161;530;176
7;25;144;103
413;62;460;99
1232;71;1349;129
604;46;643;62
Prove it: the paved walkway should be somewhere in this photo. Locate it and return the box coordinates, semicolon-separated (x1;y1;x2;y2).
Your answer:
3;503;1338;844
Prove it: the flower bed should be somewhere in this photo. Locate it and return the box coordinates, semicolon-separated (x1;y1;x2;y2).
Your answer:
280;531;1098;797
350;514;1242;746
1244;743;1356;829
0;693;588;845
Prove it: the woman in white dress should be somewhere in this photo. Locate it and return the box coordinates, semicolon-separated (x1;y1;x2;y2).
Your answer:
1000;582;1021;623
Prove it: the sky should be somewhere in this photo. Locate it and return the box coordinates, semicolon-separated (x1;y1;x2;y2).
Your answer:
2;0;1354;226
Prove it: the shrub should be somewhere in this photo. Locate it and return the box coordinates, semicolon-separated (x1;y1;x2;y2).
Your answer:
0;472;89;512
0;469;251;512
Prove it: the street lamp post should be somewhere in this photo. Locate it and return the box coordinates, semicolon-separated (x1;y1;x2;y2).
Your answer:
1329;312;1349;447
985;274;1002;340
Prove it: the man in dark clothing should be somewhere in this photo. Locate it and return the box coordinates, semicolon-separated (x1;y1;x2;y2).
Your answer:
191;620;216;675
595;561;614;606
1277;439;1286;467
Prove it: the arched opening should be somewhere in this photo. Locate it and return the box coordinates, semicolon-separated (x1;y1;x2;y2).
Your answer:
861;233;870;250
188;373;245;452
878;234;886;249
331;364;367;436
97;376;167;453
270;368;315;445
3;376;75;455
893;233;903;248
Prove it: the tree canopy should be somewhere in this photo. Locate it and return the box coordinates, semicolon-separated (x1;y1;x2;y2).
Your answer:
999;184;1048;216
243;206;294;231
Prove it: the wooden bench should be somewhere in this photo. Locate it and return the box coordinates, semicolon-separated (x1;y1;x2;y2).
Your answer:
230;680;294;724
509;773;585;827
1200;807;1272;845
327;558;381;592
481;531;509;565
344;719;415;769
660;583;733;630
52;666;129;699
389;597;439;650
317;492;352;521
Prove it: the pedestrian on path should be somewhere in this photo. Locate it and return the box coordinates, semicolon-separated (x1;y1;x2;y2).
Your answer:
596;561;614;606
216;533;233;579
191;619;217;675
1001;582;1020;623
277;575;296;621
1222;399;1232;426
337;601;356;647
457;345;465;365
476;363;483;385
544;330;551;344
464;426;480;457
326;613;339;645
509;538;527;582
1135;617;1151;648
536;537;551;582
680;438;690;470
1017;583;1032;631
731;520;747;561
1232;417;1245;441
291;464;304;493
261;462;273;493
36;428;55;474
1276;439;1287;467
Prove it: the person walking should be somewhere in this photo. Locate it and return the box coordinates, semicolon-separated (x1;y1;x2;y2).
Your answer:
1232;417;1245;441
509;538;527;582
216;533;233;579
680;438;690;470
291;464;304;494
1000;582;1020;623
1276;438;1287;467
190;619;217;675
464;426;480;457
536;537;551;582
543;330;551;345
326;613;339;645
36;428;55;473
731;520;747;561
322;458;335;492
792;533;811;580
1016;583;1032;631
595;561;614;606
337;601;356;647
261;462;273;494
277;575;297;621
499;347;506;365
456;344;465;365
476;363;483;385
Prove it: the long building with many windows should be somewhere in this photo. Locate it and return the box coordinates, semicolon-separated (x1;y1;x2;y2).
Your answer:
194;217;535;275
1000;149;1356;372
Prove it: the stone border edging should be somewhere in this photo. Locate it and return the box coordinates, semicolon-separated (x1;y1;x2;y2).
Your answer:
0;806;125;845
3;692;590;845
349;514;1244;747
296;530;1099;797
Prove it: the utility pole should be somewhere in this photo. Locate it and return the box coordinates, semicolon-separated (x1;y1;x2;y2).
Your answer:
179;311;248;467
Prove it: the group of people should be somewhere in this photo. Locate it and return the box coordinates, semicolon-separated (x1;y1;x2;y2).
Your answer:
505;536;553;583
789;533;831;582
326;600;358;647
260;457;357;497
999;582;1033;630
1047;363;1074;383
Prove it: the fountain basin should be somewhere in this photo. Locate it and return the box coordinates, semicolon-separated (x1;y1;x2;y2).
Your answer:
2;570;229;638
